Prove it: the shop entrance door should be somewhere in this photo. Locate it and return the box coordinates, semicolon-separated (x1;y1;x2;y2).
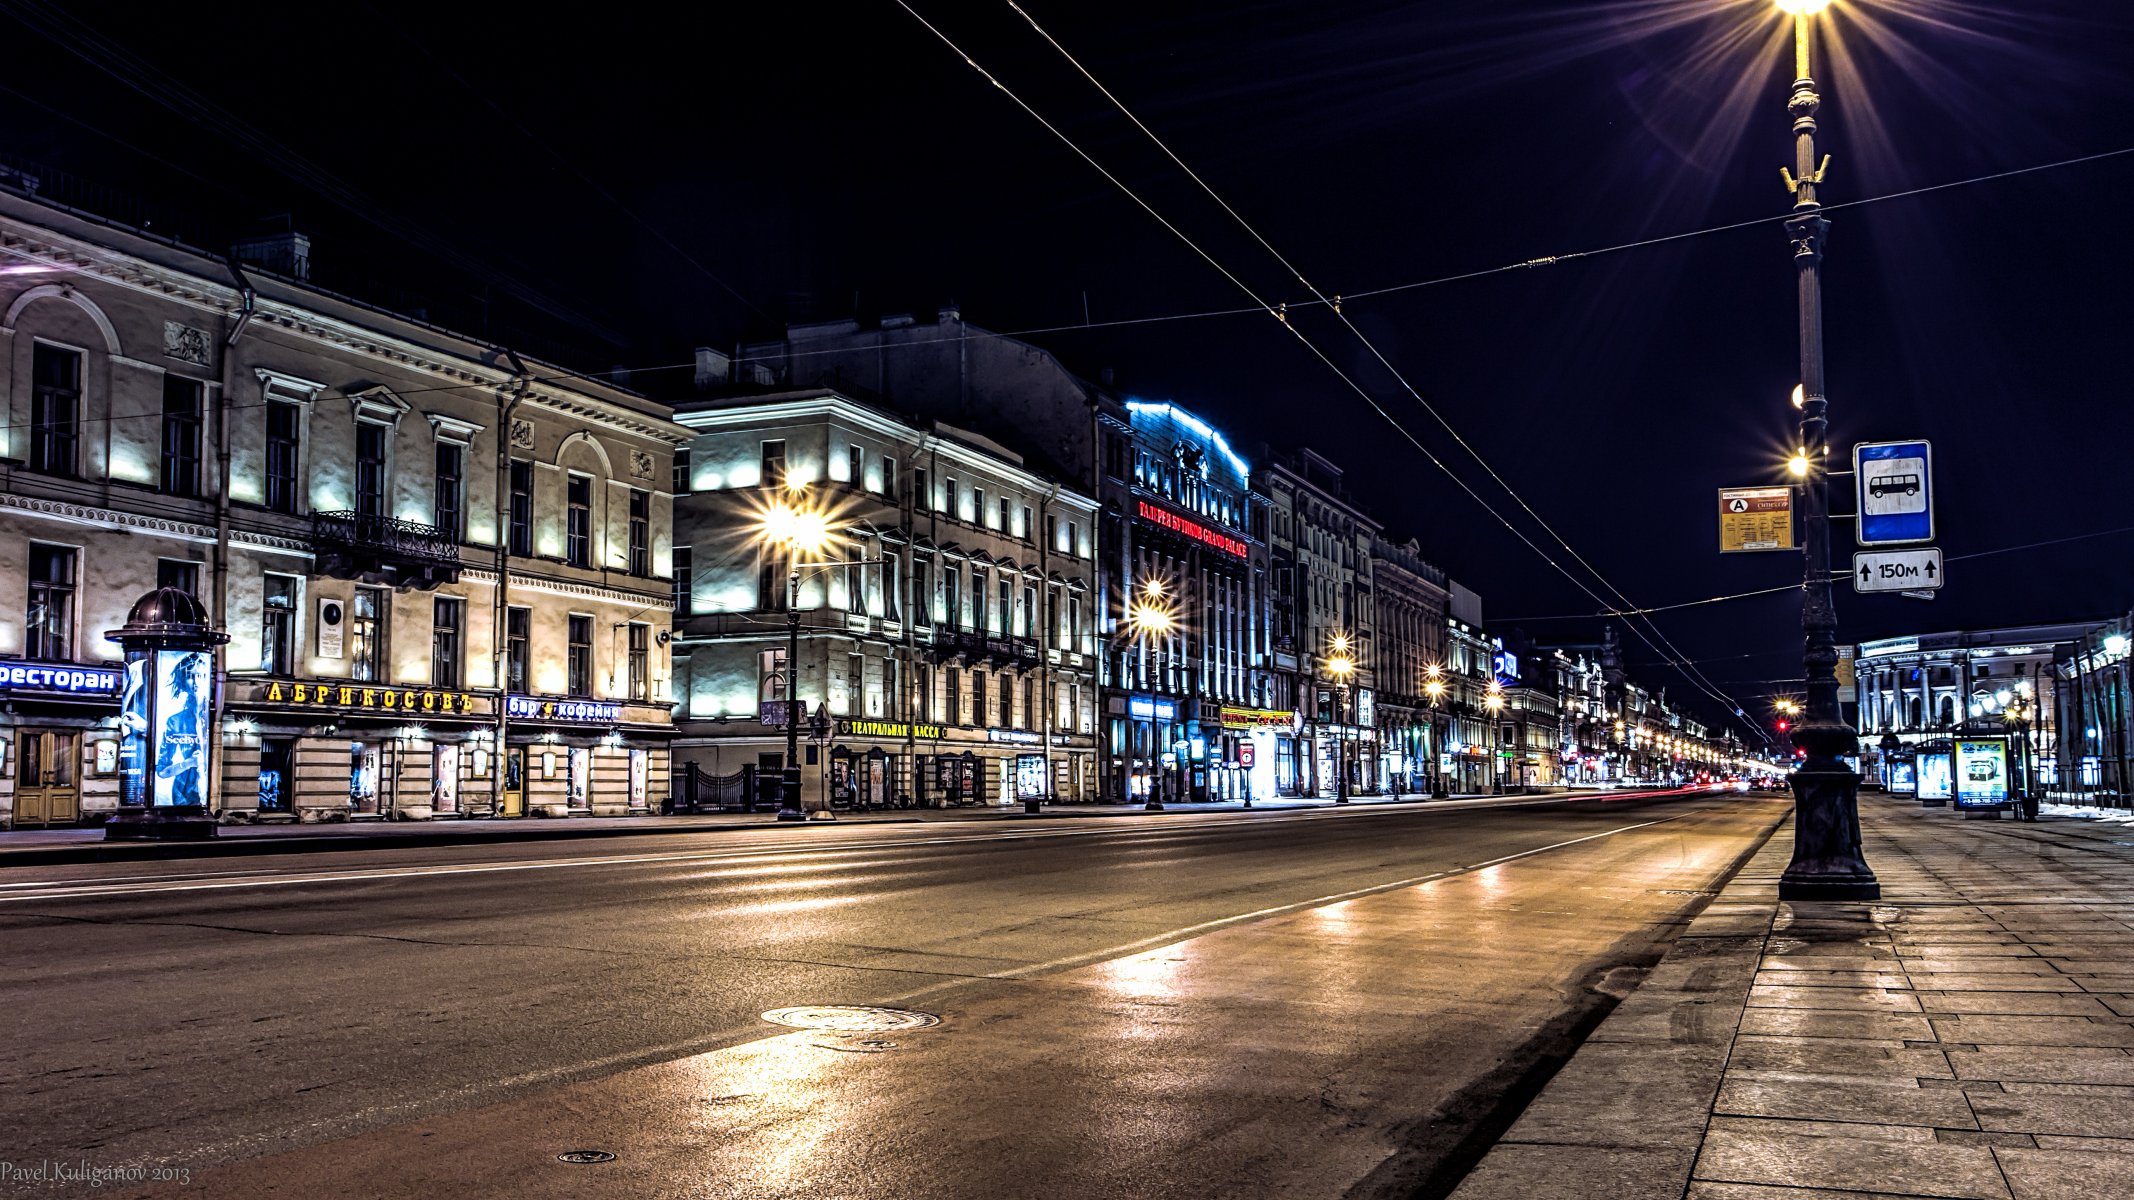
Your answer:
499;747;527;817
15;730;80;825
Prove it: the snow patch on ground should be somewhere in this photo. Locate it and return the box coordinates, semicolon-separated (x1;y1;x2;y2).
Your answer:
2039;801;2134;825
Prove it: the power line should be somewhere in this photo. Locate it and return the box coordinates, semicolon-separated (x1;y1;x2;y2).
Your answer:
993;0;1761;736
901;1;1757;732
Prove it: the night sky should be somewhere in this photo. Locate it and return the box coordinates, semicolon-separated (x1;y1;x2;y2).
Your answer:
7;0;2132;733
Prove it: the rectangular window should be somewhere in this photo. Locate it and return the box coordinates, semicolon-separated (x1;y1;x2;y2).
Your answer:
25;544;77;660
973;487;987;525
973;671;988;729
846;548;865;615
672;546;694;617
506;606;532;694
943;477;958;517
973;570;988;633
672;446;692;495
945;666;961;725
760;440;787;488
884;656;900;719
847;444;863;488
262;573;299;675
916;663;933;722
882;555;900;622
627;622;649;702
508;461;535;556
266;400;302;513
258;738;294;812
567;614;594;697
355;422;388;517
847;651;864;715
434;441;464;539
1021;505;1033;542
156;559;200;596
912;557;931;626
431;596;463;688
913;467;929;510
29;344;81;477
351;586;387;682
944;565;961;630
999;498;1011;533
881;456;896;499
628;489;650;576
1021;585;1037;639
1020;675;1033;730
997;578;1011;637
161;375;203;497
566;474;592;568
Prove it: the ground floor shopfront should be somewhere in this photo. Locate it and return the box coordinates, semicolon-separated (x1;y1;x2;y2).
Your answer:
675;716;1098;809
1105;694;1287;804
219;679;673;821
0;662;127;827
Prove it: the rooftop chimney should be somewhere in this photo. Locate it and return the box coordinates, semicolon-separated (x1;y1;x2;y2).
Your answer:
232;231;311;281
694;347;731;389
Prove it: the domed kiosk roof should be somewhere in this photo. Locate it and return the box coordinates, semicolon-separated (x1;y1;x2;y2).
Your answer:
106;586;231;648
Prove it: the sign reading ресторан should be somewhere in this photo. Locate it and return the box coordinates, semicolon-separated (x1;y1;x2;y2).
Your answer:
506;695;622;723
0;662;121;694
260;679;479;715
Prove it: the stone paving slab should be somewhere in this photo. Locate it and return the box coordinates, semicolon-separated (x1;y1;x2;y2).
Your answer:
1450;795;2134;1200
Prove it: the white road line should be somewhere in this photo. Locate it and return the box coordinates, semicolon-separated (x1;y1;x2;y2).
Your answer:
0;789;1718;904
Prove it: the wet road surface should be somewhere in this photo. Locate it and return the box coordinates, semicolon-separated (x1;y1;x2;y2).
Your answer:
0;789;1788;1197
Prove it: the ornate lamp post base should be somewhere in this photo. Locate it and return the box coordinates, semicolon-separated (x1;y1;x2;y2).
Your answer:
1780;754;1880;901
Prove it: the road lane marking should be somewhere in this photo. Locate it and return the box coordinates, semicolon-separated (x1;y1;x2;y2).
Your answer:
0;789;1732;904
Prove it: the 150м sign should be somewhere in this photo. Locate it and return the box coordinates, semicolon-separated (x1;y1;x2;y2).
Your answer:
1854;548;1943;593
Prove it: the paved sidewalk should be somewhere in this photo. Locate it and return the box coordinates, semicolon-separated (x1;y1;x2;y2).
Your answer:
1453;794;2134;1200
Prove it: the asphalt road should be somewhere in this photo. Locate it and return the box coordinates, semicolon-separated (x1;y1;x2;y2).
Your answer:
0;789;1788;1198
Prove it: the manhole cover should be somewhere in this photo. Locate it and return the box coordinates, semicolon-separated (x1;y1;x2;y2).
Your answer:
762;1006;940;1033
557;1150;616;1165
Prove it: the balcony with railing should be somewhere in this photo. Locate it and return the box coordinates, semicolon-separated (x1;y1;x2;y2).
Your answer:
313;511;461;589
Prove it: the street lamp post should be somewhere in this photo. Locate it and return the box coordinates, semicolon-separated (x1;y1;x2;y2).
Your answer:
1327;635;1356;805
1485;681;1505;795
1425;669;1449;798
1126;579;1176;811
1774;0;1879;900
754;492;840;823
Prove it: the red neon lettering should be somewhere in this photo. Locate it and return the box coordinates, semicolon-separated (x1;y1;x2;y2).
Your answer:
1137;500;1245;557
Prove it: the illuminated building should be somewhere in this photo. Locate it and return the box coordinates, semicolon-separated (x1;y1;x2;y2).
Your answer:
0;187;683;825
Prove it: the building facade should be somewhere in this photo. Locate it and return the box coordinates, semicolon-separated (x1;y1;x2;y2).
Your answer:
1371;537;1449;795
0;188;682;826
1261;449;1380;798
2053;620;2132;805
670;389;1101;807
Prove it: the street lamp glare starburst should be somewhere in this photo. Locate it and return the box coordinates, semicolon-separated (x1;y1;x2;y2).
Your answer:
755;499;838;558
1787;450;1810;477
1776;0;1831;14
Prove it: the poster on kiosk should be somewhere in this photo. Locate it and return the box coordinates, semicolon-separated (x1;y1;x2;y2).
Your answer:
1953;739;2011;810
1917;752;1953;803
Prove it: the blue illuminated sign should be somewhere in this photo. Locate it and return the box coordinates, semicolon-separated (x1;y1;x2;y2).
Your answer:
507;695;622;723
0;662;121;694
1127;694;1178;722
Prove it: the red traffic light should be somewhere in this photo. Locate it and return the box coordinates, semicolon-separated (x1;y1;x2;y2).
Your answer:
1775;719;1789;732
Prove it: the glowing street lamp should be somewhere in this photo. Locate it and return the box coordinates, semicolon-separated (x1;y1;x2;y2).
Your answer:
753;491;844;821
1767;0;1878;900
1325;636;1356;805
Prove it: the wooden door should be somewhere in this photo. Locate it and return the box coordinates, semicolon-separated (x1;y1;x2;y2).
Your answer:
15;730;80;825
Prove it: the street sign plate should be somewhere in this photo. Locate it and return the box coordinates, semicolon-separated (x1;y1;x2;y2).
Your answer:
1835;646;1857;704
1718;486;1794;553
1855;440;1934;545
1854;548;1943;593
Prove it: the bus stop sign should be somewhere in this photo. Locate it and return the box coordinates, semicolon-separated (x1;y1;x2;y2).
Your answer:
1855;439;1934;546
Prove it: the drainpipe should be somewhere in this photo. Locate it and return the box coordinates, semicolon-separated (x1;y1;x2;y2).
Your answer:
211;259;256;817
493;350;530;817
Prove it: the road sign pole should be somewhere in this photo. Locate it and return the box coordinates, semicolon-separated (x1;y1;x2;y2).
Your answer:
1778;10;1878;902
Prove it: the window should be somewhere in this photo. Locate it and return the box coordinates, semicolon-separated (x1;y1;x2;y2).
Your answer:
974;487;987;525
916;663;934;721
760;440;787;488
881;456;896;499
997;577;1011;637
672;546;694;617
973;671;988;729
628;489;650;576
847;444;863;487
759;557;782;612
912;557;931;626
566;474;592;567
882;555;900;622
847;651;864;715
914;467;929;509
30;344;81;476
1023;675;1037;731
1000;671;1013;729
846;548;865;615
157;560;200;596
351;587;387;682
673;446;692;494
161;376;203;497
434;441;464;539
431;597;463;688
1021;585;1037;639
759;648;788;705
884;656;900;719
25;544;77;660
627;623;649;702
568;615;594;697
999;498;1011;532
355;422;389;517
945;565;962;630
943;477;958;517
945;666;961;724
266;400;302;513
1021;505;1033;542
258;738;294;812
508;461;534;556
506;606;531;694
973;570;989;632
262;574;299;675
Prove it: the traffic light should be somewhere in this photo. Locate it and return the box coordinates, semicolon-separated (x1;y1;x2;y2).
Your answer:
1775;719;1789;733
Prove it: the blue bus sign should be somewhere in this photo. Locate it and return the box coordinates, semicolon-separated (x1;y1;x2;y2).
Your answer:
1855;440;1934;546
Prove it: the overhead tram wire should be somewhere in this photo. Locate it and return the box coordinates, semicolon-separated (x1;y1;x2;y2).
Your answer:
893;1;1760;730
1002;0;1759;737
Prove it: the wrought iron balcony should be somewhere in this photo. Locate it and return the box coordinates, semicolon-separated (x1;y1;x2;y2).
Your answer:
313;510;461;589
